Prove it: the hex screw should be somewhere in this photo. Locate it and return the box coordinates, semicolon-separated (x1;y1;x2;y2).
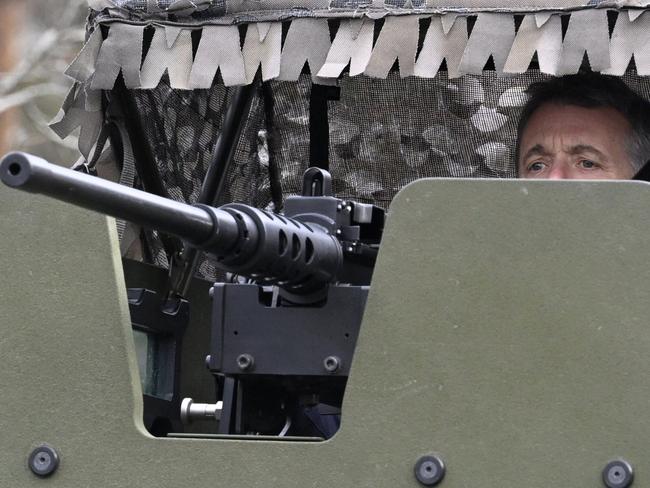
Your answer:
28;444;59;477
323;356;341;373
414;455;445;486
602;459;634;488
237;353;255;371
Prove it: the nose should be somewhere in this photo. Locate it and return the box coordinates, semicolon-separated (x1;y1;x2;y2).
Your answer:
547;164;568;180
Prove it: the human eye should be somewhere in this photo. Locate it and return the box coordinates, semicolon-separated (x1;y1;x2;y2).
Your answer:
578;159;600;170
527;161;546;173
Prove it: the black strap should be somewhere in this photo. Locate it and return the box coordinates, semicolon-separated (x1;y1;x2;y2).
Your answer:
309;83;340;171
70;102;136;244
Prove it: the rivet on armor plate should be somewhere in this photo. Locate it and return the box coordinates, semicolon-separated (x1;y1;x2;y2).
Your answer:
602;459;634;488
28;444;60;477
414;455;445;486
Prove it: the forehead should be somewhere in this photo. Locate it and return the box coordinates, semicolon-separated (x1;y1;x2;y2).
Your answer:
519;103;632;158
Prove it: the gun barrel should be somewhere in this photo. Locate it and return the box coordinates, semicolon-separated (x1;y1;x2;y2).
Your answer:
1;152;344;299
0;152;233;248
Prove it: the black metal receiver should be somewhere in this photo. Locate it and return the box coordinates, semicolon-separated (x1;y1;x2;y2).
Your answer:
1;151;385;437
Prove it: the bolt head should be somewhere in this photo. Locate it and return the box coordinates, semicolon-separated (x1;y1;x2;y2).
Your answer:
237;353;254;371
28;444;59;477
323;356;341;373
603;459;634;488
414;455;445;486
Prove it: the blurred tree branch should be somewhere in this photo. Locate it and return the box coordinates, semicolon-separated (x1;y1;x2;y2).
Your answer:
0;0;26;154
0;0;87;158
0;83;69;113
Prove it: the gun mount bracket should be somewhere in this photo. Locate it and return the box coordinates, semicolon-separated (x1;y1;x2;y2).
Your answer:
209;284;368;377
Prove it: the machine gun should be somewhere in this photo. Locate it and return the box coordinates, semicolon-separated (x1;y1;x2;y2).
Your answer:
0;152;384;437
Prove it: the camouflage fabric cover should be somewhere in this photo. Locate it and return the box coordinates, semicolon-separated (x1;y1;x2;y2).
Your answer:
57;8;650;161
88;0;650;20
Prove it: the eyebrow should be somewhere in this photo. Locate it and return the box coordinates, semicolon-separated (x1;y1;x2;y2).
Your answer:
521;144;551;162
566;144;608;161
521;144;608;162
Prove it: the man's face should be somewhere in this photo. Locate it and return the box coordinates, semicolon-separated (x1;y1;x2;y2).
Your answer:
518;103;637;179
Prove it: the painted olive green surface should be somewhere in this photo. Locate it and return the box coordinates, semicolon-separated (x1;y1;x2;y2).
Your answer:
1;179;649;487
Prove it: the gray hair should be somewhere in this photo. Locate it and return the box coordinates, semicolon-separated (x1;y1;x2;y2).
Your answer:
627;124;650;173
516;73;650;175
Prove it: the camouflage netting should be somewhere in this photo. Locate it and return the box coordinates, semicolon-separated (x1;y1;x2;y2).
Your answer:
135;71;532;211
49;2;650;278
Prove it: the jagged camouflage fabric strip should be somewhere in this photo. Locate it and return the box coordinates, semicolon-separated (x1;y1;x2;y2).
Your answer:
49;82;103;160
68;10;650;94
